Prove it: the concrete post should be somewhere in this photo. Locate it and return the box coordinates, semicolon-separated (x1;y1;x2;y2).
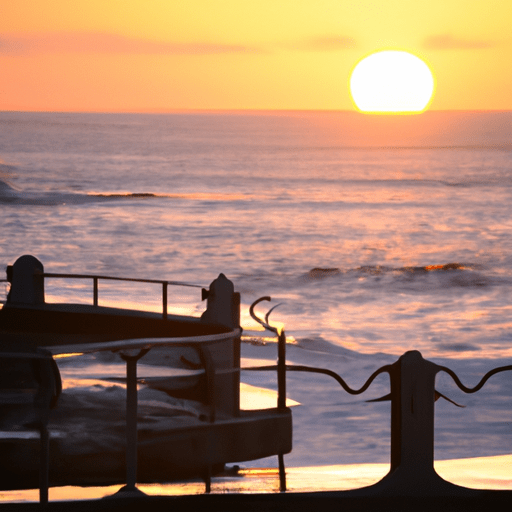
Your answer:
201;274;241;416
201;273;240;329
7;255;45;304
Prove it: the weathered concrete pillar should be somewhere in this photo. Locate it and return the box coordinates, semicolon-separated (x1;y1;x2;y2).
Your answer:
201;274;241;416
201;273;240;329
7;255;45;304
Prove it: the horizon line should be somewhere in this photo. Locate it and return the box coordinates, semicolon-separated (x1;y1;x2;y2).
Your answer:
2;108;512;116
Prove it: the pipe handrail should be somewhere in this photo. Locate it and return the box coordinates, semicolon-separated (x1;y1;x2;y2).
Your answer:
38;270;202;288
46;328;243;356
33;270;203;320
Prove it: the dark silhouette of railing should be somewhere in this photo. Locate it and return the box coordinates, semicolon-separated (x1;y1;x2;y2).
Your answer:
249;296;288;492
2;260;203;319
38;271;202;320
0;347;61;506
4;278;511;498
248;298;512;497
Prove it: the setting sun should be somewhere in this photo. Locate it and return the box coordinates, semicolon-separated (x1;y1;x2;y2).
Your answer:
350;51;435;114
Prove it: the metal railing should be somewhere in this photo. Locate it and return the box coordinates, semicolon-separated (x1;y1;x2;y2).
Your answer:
251;348;512;496
37;271;203;320
243;299;512;495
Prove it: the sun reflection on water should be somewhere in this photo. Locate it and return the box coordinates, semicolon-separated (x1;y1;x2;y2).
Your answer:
3;455;512;504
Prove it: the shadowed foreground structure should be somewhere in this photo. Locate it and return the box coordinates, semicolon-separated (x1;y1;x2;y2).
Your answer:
3;351;512;510
2;257;512;510
1;491;512;512
0;256;291;506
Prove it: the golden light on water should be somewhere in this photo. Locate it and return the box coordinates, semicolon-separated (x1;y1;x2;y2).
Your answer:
3;455;512;503
240;383;300;410
54;353;83;359
350;51;435;114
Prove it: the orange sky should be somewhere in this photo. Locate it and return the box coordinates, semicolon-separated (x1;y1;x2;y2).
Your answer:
1;1;511;112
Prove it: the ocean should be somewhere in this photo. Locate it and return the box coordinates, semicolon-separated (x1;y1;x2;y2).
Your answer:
1;110;512;495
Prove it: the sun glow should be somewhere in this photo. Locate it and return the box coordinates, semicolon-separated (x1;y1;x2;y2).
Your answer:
350;51;435;114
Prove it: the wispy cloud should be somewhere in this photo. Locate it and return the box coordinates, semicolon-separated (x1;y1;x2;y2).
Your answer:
0;32;263;56
286;35;356;52
423;34;495;50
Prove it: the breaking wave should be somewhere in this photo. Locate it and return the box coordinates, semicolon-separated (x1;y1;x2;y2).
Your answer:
0;182;252;205
306;262;478;279
0;178;20;202
302;263;492;291
88;191;252;201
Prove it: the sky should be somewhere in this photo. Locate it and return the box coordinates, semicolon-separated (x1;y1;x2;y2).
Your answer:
1;0;511;113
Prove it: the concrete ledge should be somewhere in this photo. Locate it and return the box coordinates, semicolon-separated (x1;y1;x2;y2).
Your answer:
1;490;512;512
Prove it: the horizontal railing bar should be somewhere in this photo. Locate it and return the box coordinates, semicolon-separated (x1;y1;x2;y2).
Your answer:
38;271;203;288
47;328;242;355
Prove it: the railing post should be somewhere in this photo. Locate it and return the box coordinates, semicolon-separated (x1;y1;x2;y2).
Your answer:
93;277;98;306
39;423;50;506
277;329;287;492
371;350;455;495
162;282;168;320
118;348;150;496
277;330;287;410
7;255;44;304
389;351;438;473
124;355;138;491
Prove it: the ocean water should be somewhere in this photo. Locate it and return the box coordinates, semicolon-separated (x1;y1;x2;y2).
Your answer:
1;110;512;487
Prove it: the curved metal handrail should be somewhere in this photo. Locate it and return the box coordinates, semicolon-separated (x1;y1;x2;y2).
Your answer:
287;364;391;395
246;304;512;401
243;331;512;495
248;296;389;396
244;364;390;396
250;297;288;411
438;363;512;394
249;296;283;335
